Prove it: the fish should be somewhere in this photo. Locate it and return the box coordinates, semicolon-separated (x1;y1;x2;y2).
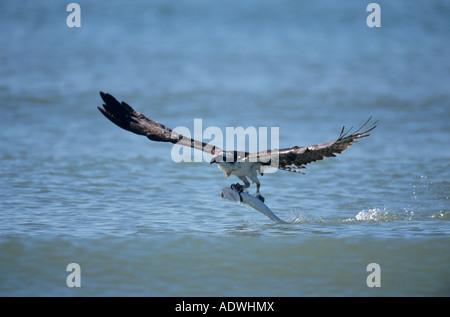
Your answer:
221;186;288;224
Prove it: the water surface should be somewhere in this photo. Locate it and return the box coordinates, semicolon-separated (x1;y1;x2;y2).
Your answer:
0;0;449;296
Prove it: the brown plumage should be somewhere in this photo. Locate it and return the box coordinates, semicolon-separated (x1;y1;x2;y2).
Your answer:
246;118;377;173
98;91;376;201
98;92;218;155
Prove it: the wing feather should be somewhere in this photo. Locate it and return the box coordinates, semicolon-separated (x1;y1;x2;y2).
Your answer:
246;118;377;173
98;92;219;155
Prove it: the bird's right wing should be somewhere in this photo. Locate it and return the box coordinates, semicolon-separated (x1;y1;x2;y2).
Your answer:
98;92;220;155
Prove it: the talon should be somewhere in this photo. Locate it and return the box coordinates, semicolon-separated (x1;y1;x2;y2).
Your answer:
231;183;243;192
256;194;265;203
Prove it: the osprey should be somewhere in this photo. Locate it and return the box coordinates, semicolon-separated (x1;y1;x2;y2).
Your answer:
98;92;376;202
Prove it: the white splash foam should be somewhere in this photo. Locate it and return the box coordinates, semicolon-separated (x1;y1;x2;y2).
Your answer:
354;208;391;222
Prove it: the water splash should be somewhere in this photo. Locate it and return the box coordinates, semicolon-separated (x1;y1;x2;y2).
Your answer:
349;207;418;222
355;208;389;222
430;210;450;220
285;211;309;224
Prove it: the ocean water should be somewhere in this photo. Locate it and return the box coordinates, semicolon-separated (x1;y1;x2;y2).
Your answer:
0;0;449;297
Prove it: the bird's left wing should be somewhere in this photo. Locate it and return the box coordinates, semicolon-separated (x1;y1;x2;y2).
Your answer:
245;118;377;173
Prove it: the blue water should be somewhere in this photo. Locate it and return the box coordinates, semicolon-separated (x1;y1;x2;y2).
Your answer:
0;0;449;297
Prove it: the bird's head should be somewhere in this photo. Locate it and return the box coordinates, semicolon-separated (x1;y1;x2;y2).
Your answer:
210;152;235;164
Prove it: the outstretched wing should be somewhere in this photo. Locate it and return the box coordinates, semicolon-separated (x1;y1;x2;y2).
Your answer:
97;92;220;155
246;118;377;173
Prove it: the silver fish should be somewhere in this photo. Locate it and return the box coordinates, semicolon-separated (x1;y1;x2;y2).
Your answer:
221;186;288;224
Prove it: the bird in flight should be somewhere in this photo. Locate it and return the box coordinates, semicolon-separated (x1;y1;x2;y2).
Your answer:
98;92;376;203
